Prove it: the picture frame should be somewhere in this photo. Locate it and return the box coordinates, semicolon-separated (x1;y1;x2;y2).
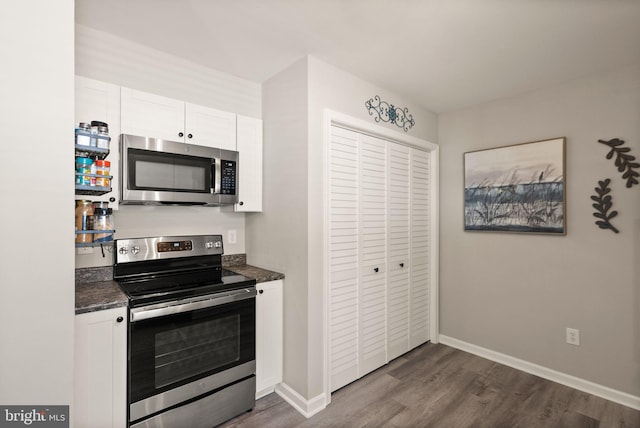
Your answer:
464;137;566;234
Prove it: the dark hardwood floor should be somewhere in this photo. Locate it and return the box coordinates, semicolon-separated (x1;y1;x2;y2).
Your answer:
220;343;640;428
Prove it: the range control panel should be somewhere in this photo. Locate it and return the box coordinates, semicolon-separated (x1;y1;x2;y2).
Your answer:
115;235;223;264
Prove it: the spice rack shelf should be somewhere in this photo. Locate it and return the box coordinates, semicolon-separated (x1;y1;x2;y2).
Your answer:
75;230;116;248
75;144;110;159
75;173;113;196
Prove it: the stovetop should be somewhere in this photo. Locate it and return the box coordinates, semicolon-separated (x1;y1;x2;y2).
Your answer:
118;268;256;308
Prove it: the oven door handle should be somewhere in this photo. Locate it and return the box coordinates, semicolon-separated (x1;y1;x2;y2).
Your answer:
130;287;257;322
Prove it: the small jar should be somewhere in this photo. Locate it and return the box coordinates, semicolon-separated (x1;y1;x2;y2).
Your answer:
75;157;93;187
90;121;108;148
94;160;105;187
75;123;92;146
96;126;110;150
89;158;97;186
75;200;94;244
93;208;114;242
102;160;111;188
92;201;109;210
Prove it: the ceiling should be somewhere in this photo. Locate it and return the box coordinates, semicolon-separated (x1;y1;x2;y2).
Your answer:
75;0;640;113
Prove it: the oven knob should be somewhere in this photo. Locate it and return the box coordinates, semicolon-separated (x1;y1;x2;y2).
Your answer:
118;247;128;255
131;246;140;255
205;241;213;249
214;241;222;248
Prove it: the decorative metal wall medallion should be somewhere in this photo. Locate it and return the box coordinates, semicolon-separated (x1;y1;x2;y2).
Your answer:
591;178;619;233
598;138;639;188
365;95;415;132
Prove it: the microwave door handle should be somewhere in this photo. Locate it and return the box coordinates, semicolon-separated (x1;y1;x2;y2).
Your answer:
213;158;221;194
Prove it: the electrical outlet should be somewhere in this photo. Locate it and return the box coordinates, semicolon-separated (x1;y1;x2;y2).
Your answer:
566;328;580;346
76;246;94;255
228;229;237;244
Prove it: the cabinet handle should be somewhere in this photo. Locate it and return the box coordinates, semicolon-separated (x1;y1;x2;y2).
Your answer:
178;132;184;138
399;263;404;268
116;316;124;323
109;197;116;203
259;289;264;294
374;267;379;273
239;201;244;206
187;133;193;139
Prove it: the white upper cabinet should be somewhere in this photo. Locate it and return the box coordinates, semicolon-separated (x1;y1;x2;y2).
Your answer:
75;75;121;209
121;87;236;150
120;87;183;142
235;115;263;212
185;103;236;150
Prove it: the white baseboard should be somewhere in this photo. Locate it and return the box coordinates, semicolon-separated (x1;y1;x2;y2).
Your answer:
274;382;326;418
439;335;640;411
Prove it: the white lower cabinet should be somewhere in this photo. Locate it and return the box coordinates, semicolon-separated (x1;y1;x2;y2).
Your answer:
255;280;283;398
74;307;127;428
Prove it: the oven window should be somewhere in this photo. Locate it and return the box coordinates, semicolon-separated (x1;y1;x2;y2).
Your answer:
154;314;240;388
129;297;255;403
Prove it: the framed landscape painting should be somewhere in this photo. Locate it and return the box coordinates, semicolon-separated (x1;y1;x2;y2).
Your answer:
464;137;566;234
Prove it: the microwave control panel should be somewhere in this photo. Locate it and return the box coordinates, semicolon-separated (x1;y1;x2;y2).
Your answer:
220;160;237;195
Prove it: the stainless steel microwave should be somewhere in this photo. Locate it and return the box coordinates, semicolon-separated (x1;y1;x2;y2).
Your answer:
120;134;239;205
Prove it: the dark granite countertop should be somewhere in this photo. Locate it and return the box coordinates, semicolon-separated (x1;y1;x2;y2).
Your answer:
75;279;128;315
76;256;284;314
225;264;285;284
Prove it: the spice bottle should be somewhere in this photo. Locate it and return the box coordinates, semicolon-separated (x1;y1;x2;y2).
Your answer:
93;207;114;242
75;157;93;187
75;200;94;244
96;126;110;150
75;123;92;146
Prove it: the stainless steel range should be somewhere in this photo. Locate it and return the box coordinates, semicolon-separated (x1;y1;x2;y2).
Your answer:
114;235;257;428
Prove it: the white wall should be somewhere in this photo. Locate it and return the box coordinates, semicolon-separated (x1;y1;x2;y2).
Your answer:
0;0;75;406
438;64;640;398
247;57;310;395
74;25;262;267
248;55;438;403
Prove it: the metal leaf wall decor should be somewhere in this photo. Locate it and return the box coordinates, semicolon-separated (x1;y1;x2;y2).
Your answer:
365;95;415;132
591;178;619;233
597;138;640;188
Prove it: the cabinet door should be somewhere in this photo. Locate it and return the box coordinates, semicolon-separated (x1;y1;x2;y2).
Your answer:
235;115;263;212
357;134;387;376
185;103;236;150
255;280;283;398
328;126;360;392
75;76;121;209
121;87;185;142
387;143;411;360
74;307;127;428
409;149;431;348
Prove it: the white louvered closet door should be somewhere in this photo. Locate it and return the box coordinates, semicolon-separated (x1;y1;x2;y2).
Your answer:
409;149;431;348
328;126;360;392
386;143;411;360
328;126;432;393
358;134;388;377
